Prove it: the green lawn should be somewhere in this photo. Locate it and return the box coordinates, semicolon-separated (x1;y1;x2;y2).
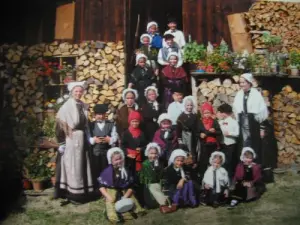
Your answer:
3;173;300;225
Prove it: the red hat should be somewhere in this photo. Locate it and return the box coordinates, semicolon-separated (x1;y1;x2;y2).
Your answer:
201;102;214;113
128;111;142;123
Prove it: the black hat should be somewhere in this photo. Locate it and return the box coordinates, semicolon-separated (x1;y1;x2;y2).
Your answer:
171;85;184;94
217;103;233;114
93;104;108;114
164;34;175;40
168;17;177;24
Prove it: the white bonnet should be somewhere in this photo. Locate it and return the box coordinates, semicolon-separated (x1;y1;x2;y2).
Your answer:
183;96;197;114
209;151;226;165
140;33;153;44
241;73;254;85
147;21;158;31
122;88;139;102
167;52;179;61
145;142;161;156
67;81;87;92
135;53;148;65
157;113;172;125
240;147;257;161
168;149;187;166
144;86;159;97
107;147;125;164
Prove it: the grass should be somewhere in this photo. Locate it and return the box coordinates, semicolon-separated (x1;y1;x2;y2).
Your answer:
3;173;300;225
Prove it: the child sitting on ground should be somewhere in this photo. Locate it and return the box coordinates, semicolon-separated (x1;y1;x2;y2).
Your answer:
153;113;178;165
201;151;229;207
98;147;145;223
228;147;264;209
163;149;197;208
139;143;169;209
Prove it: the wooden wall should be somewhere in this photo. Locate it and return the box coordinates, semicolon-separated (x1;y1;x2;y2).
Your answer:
75;0;126;42
183;0;254;46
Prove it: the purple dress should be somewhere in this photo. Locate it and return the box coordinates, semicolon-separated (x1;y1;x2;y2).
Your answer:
163;165;197;207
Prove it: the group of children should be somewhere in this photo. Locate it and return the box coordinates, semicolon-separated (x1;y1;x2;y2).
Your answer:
89;83;264;223
86;18;265;223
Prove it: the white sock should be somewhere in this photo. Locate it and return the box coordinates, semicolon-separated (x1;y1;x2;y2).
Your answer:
230;200;238;206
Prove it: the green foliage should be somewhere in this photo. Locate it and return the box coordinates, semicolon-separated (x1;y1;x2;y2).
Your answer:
262;33;282;47
183;41;206;63
18;116;42;147
42;117;56;138
24;150;51;181
289;50;300;66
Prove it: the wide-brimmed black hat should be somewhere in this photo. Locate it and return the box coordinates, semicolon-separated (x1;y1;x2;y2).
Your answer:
171;85;184;94
93;104;108;114
164;34;175;40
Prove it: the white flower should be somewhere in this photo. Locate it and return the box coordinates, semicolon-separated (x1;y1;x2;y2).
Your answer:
56;97;64;104
48;103;54;108
63;94;69;99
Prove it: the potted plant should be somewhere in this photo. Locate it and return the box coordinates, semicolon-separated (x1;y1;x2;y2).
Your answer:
18;116;42;148
183;41;206;70
261;33;282;52
58;62;76;84
24;151;51;192
289;50;300;76
41;117;59;149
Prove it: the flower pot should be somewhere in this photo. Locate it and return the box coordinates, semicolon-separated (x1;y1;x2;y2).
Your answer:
23;179;32;190
51;177;56;187
290;67;299;76
32;180;44;192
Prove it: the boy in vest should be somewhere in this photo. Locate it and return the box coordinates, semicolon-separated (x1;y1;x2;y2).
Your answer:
158;34;183;68
89;104;118;184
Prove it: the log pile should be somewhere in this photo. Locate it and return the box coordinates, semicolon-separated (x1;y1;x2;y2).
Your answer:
0;41;125;121
244;1;300;51
272;85;300;166
196;76;270;110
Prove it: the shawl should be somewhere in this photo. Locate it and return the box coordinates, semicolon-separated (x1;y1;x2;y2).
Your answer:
97;165;134;189
203;166;229;193
56;98;88;138
138;159;162;184
233;88;268;123
162;65;187;79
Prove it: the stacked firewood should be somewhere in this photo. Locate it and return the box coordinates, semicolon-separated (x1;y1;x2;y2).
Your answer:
272;85;300;166
244;1;300;51
1;41;125;121
44;41;125;120
196;76;270;110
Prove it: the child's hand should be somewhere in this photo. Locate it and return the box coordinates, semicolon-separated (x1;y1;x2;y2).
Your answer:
127;154;136;159
260;130;265;138
94;137;101;144
224;131;230;136
209;128;216;133
154;69;159;76
136;148;141;152
200;133;206;139
104;136;111;143
204;184;211;189
192;163;198;169
128;83;133;88
224;189;229;198
177;178;185;189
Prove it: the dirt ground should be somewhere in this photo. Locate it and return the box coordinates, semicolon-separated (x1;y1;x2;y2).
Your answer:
3;173;300;225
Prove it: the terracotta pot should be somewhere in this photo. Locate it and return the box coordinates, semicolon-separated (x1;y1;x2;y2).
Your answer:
290;67;299;76
23;179;32;190
51;177;56;187
32;180;44;192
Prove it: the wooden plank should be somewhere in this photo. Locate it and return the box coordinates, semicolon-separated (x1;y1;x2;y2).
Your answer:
206;0;214;43
196;0;204;44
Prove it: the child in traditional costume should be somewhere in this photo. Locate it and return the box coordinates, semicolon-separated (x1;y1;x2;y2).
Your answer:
140;86;165;142
116;88;139;137
138;33;159;75
163;17;186;49
162;52;187;109
121;111;147;173
89;104;118;185
139;143;168;209
128;53;157;105
167;85;184;128
158;34;183;67
198;102;222;177
153;113;178;165
228;147;264;209
217;103;239;178
98;147;145;223
146;21;163;50
200;151;229;207
163;149;197;208
177;96;200;167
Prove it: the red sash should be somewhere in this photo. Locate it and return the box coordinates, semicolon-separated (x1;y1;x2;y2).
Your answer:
127;148;142;171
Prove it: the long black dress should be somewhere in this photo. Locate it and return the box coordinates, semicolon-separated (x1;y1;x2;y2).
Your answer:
129;66;157;105
140;102;165;142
